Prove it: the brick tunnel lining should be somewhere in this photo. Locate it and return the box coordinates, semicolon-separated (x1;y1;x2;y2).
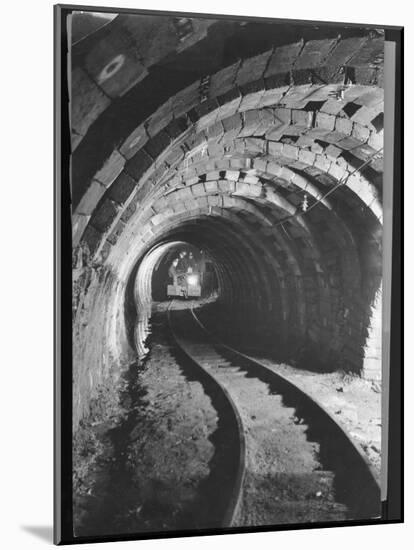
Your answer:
120;196;381;372
70;19;374;204
70;25;384;428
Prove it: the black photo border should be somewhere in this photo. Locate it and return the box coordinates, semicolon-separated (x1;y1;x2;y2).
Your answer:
54;4;403;544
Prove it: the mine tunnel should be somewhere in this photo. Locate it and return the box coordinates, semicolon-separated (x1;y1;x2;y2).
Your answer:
70;11;384;534
69;7;384;533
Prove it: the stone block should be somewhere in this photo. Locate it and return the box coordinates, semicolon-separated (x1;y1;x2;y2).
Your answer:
177;187;195;202
236;50;273;87
298;149;316;166
207;195;220;207
291;109;313;128
351;104;383;128
72;214;90;247
209;61;241;98
351;143;377;162
368;131;383;151
352;123;371;143
283;144;299;160
192;182;206;196
320;98;347;116
218;179;232;193
326;36;368;68
124;149;153;180
172;80;200;118
205;170;220;181
234;181;250;195
107;219;126;245
243;174;260;185
337;136;362;151
239;110;262;137
280;84;313;107
268;141;283;156
231;158;250;170
266;162;283;178
164;116;190;140
314;155;332;173
243;137;266;154
323;131;347;144
107;172;137;205
328;162;348;182
120;198;138;223
222;112;243;132
207;120;225;140
185;176;200;186
335;117;354;136
239;78;266;98
152;196;168;212
354;88;384;108
81;224;103;255
89;198;119;233
315;112;336;131
217;94;242;119
265;41;304;78
205;180;218;193
293;39;338;84
254;109;277;136
325;144;342;162
144;130;171;159
206;141;224;158
94;150;125;188
225;170;240;181
119;124;148;160
259;86;288;108
238;90;265;112
188;98;217;123
164;147;184;168
76;180;106;216
274;107;292;125
84;24;148;97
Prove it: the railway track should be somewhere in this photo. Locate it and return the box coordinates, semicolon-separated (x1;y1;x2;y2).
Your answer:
168;300;381;528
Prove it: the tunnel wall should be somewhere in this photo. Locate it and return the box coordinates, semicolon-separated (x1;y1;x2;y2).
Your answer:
71;23;384;429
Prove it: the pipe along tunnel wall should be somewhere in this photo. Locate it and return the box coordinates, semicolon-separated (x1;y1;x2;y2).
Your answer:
71;19;384;430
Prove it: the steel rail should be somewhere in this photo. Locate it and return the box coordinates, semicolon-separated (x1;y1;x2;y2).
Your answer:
189;303;381;518
167;299;381;525
167;300;246;527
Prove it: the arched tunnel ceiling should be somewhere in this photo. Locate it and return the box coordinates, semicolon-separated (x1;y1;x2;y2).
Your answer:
71;14;384;379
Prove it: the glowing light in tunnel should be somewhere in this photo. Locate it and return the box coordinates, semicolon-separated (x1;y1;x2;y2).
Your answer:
187;274;198;286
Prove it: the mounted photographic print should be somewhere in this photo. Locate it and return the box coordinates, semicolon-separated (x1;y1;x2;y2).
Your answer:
54;4;403;545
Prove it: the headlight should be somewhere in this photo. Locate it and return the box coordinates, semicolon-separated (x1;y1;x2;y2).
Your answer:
187;274;198;286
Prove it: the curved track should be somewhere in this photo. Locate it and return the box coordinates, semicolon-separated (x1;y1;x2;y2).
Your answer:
168;300;381;528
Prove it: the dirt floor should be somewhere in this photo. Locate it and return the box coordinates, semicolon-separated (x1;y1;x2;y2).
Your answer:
73;306;219;537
